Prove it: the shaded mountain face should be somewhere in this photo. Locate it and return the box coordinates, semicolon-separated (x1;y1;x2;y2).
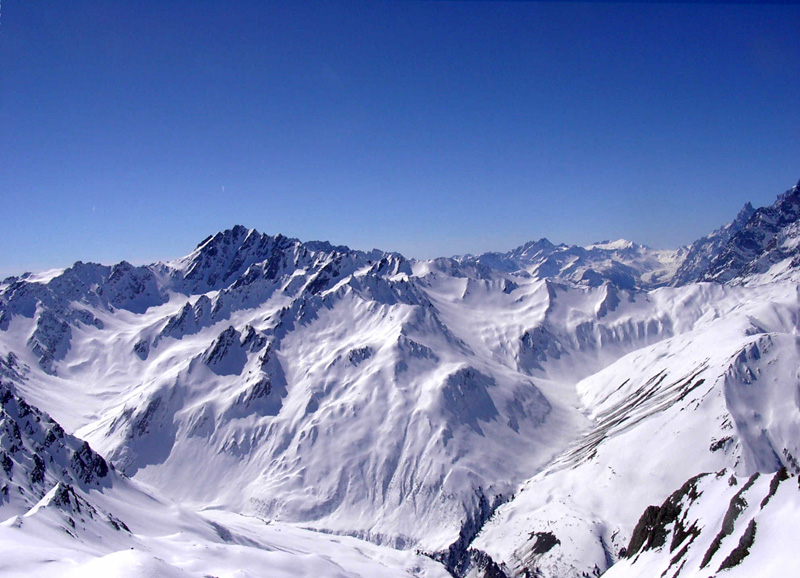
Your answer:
0;375;112;517
670;201;756;286
0;361;134;550
1;179;800;578
701;179;800;284
0;368;448;578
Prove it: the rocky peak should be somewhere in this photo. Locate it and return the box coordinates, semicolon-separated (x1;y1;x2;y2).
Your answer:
701;179;800;283
180;227;284;291
512;238;558;259
735;201;756;225
0;381;112;517
670;201;756;286
176;226;408;294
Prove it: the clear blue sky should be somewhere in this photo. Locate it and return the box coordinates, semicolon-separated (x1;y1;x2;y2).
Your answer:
1;1;799;276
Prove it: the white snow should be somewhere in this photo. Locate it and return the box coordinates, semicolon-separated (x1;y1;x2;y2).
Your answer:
584;239;635;251
3;202;800;578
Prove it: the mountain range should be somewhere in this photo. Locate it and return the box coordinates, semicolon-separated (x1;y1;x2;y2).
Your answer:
2;178;800;578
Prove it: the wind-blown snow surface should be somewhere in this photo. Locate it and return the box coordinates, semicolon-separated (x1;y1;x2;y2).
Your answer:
0;473;448;578
473;280;800;576
0;360;447;578
2;180;800;577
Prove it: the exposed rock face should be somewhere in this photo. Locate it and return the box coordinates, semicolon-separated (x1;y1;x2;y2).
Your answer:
29;481;131;537
203;326;247;375
671;202;755;286
431;489;509;578
27;310;71;374
0;380;111;516
626;474;705;558
611;468;797;578
99;260;168;313
702;180;800;283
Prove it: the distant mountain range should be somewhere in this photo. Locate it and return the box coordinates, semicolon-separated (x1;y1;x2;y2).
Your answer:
2;178;800;578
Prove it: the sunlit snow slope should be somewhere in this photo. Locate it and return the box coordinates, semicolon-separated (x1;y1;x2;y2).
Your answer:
1;179;800;577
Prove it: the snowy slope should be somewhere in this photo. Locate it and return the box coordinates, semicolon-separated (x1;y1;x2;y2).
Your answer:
3;228;557;554
471;280;800;577
604;468;800;578
2;179;800;578
0;368;448;578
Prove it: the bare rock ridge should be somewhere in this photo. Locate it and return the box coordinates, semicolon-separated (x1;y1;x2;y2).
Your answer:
670;201;756;286
702;179;800;283
0;375;123;538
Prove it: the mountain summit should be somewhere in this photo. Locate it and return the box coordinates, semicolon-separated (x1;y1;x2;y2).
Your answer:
701;179;800;283
670;201;756;286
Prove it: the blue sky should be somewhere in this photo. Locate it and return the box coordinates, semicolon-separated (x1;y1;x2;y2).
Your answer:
1;1;799;276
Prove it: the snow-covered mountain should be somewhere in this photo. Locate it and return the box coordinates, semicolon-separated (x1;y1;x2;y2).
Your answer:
0;384;447;578
472;279;800;577
670;201;755;286
457;237;684;290
702;179;800;285
2;179;800;577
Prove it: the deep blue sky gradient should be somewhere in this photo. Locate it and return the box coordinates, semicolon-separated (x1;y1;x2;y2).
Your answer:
1;1;799;275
